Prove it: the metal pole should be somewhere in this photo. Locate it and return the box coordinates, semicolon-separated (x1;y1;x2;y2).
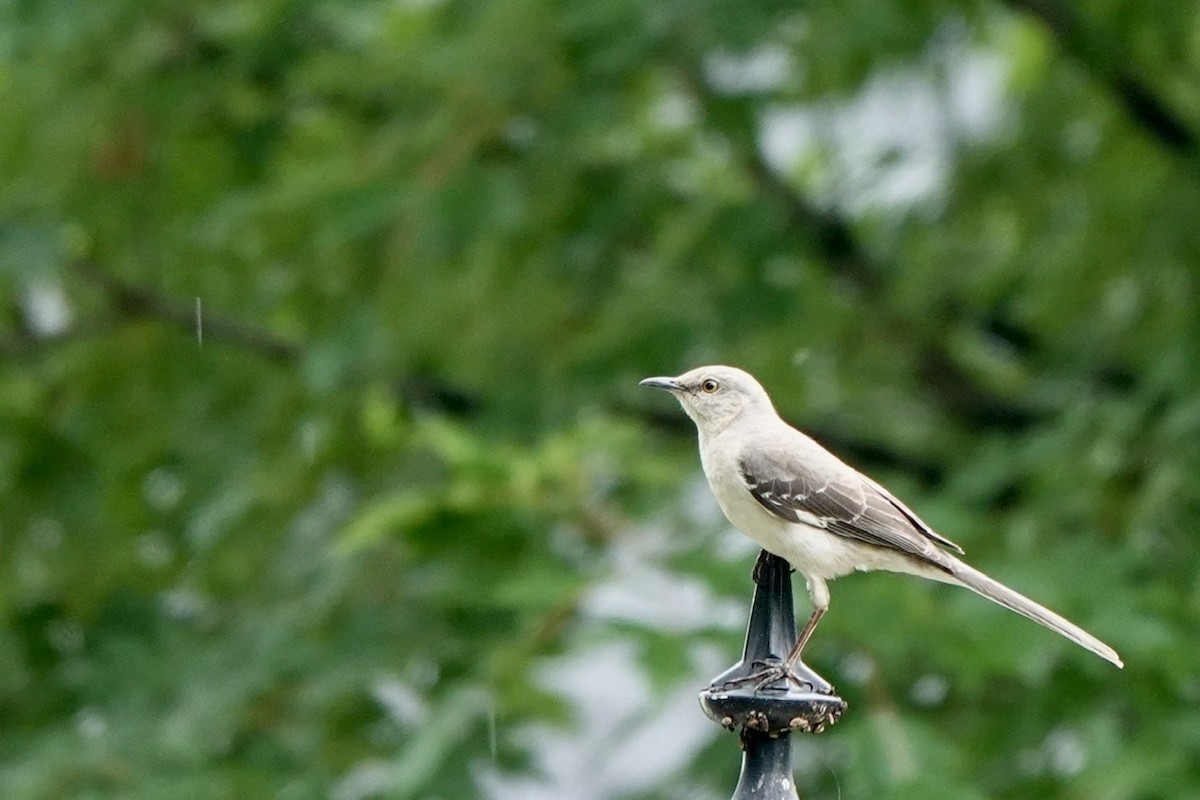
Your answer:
699;551;847;799
731;729;801;800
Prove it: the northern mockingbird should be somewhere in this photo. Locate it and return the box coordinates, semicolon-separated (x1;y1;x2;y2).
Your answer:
641;365;1123;677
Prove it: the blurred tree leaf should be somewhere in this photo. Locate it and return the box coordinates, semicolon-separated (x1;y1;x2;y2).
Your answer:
2;0;1198;797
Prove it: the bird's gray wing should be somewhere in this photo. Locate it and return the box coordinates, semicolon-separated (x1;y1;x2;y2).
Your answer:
859;474;964;554
738;449;963;565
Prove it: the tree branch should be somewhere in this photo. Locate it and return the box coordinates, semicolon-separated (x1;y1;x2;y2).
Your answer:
71;260;302;363
678;69;883;296
681;71;1041;433
1003;0;1197;158
14;261;480;417
739;130;884;296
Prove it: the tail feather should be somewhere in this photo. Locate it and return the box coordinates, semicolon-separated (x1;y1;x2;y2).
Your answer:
947;561;1124;668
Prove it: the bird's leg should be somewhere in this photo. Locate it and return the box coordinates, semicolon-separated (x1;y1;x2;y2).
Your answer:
768;578;834;693
783;606;825;668
715;583;834;695
776;606;833;694
717;623;833;693
720;608;831;693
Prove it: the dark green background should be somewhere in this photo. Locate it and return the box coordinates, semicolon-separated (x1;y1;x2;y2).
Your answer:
2;0;1197;797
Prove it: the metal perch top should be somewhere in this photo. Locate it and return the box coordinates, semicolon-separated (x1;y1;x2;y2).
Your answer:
699;550;847;799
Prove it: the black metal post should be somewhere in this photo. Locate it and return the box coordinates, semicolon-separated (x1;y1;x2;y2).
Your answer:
699;551;847;799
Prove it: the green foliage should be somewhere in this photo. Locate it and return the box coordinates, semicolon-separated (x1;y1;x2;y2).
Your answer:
2;0;1199;796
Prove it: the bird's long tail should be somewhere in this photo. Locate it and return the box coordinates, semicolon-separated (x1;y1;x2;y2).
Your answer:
946;560;1123;668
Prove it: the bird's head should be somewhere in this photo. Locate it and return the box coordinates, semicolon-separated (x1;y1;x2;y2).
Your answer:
640;365;775;433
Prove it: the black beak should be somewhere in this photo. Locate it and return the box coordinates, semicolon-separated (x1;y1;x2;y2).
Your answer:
639;376;682;392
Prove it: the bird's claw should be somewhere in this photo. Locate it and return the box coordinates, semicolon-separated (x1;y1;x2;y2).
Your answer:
715;658;833;696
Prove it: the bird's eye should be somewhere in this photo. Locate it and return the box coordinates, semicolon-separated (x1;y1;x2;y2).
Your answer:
701;379;720;393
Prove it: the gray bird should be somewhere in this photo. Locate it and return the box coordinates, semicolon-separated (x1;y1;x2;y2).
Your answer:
641;365;1123;678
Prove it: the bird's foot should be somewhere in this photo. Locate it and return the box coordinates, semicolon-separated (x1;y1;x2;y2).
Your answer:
751;549;794;585
715;657;834;696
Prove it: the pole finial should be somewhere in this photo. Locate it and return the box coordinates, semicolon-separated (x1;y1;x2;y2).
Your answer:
699;550;847;798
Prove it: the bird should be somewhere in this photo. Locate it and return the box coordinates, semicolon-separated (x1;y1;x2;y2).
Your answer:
640;365;1124;681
